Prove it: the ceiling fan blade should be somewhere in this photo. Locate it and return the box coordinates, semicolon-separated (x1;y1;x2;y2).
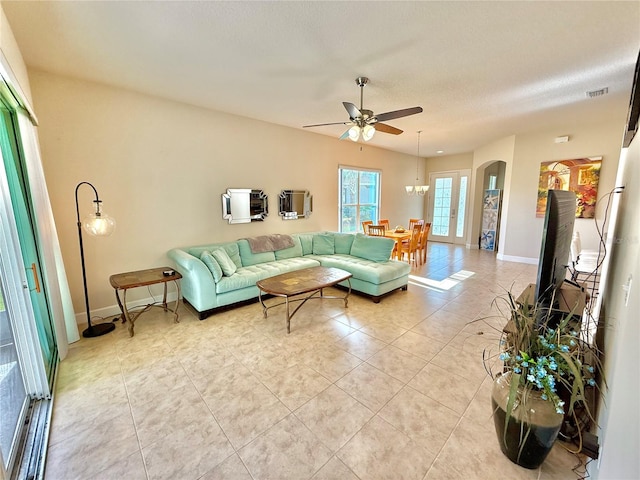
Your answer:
375;123;403;135
374;106;423;122
303;121;350;128
343;102;362;120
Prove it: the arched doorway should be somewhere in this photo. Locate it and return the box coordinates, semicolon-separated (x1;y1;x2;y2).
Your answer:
476;160;506;251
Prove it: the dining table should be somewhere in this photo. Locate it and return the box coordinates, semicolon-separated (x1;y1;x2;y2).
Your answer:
383;229;412;260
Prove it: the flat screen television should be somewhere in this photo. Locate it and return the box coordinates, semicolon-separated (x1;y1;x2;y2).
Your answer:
534;189;577;313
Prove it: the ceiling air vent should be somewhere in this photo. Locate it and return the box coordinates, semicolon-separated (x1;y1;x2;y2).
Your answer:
586;87;609;98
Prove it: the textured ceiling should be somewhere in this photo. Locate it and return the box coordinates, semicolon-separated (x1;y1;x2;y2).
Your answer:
3;1;639;156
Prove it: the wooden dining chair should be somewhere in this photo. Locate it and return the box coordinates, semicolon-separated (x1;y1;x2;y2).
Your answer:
400;224;423;266
367;225;386;236
408;218;424;231
362;220;373;234
378;219;390;230
403;219;424;248
417;222;431;265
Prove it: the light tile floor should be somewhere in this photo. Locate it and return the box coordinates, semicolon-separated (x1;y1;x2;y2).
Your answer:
45;244;586;479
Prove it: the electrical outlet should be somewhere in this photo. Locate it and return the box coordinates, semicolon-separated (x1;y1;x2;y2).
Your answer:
622;275;632;307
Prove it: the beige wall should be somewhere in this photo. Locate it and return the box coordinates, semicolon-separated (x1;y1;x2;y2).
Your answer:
0;7;32;105
592;131;640;479
503;121;624;261
425;152;473;173
28;70;426;318
25;70;630;321
424;121;625;260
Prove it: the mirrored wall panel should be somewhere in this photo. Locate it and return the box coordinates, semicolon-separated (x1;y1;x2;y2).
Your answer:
222;188;268;224
279;190;312;220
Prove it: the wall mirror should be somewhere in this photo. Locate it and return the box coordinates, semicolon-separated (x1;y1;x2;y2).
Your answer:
279;190;312;220
222;188;268;224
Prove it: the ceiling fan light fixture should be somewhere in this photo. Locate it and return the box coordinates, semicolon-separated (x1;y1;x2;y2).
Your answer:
348;126;360;142
362;124;375;141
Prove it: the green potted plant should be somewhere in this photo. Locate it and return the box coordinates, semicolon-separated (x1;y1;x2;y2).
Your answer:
484;289;602;469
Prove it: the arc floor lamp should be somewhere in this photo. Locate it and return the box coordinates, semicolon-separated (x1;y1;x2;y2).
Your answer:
75;181;116;338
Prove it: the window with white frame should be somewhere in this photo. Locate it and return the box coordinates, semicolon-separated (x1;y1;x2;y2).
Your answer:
339;166;381;233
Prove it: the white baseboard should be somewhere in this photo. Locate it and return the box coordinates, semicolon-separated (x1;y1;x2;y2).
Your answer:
74;291;180;327
497;253;538;264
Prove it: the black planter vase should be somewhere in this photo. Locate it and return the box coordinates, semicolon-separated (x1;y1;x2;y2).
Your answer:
491;372;564;469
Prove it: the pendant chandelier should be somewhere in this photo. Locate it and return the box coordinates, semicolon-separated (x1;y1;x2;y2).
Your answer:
405;130;429;195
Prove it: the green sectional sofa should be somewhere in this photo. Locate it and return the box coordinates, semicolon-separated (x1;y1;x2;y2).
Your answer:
168;232;411;319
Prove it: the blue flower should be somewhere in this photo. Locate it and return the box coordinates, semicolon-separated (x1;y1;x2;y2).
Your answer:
588;366;595;373
527;374;536;382
499;352;510;361
570;339;576;346
514;367;521;373
588;379;596;386
541;393;548;400
560;345;570;352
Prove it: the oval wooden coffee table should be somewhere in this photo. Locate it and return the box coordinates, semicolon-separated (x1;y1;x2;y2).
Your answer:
256;266;352;333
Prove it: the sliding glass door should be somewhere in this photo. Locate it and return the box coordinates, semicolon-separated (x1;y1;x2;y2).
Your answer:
0;98;56;476
0;107;57;381
0;270;30;474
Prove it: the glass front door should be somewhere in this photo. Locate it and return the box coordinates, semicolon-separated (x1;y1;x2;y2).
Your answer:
427;171;469;245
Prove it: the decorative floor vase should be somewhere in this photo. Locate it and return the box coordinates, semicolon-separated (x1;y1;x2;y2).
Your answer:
491;372;563;469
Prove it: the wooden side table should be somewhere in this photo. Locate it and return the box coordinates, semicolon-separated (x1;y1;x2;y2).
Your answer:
109;267;182;337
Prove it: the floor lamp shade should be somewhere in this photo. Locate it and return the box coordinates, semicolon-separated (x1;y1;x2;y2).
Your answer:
75;181;116;338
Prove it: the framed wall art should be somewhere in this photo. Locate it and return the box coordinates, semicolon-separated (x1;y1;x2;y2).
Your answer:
536;156;602;218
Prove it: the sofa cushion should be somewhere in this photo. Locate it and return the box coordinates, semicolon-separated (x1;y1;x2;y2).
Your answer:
215;258;321;294
296;233;314;256
188;241;241;268
313;233;335;255
211;248;237;276
200;250;223;282
350;233;394;262
317;254;410;283
333;233;355;254
275;236;303;260
224;243;243;269
238;239;276;266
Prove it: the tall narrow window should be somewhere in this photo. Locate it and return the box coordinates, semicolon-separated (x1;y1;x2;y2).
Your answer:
339;167;380;233
456;175;468;238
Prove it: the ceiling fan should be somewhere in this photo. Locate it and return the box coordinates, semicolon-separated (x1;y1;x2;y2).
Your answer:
303;77;423;142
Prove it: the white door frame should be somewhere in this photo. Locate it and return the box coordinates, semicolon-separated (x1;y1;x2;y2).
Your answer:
426;169;471;245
